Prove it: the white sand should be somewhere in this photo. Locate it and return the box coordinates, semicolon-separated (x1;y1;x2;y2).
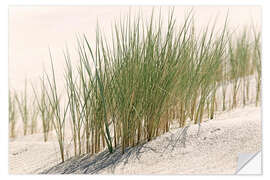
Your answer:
9;104;261;174
9;133;62;174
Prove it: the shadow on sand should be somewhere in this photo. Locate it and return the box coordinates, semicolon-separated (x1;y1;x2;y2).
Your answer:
42;126;190;174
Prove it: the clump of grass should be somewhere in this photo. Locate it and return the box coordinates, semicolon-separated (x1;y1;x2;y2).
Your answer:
71;9;230;153
237;29;252;106
9;90;17;138
228;29;254;109
252;31;261;106
32;76;55;142
15;80;29;136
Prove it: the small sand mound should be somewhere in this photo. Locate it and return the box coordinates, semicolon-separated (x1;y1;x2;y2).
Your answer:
40;105;261;174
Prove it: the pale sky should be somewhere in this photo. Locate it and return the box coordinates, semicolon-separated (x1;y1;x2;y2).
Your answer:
9;6;261;92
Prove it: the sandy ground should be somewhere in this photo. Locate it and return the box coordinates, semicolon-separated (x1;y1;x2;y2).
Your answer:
9;133;63;174
9;104;261;174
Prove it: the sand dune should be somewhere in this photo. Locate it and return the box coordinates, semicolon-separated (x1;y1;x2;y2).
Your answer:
8;6;262;175
9;104;261;174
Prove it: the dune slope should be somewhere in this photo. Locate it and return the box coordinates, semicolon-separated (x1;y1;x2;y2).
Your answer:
37;105;261;174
